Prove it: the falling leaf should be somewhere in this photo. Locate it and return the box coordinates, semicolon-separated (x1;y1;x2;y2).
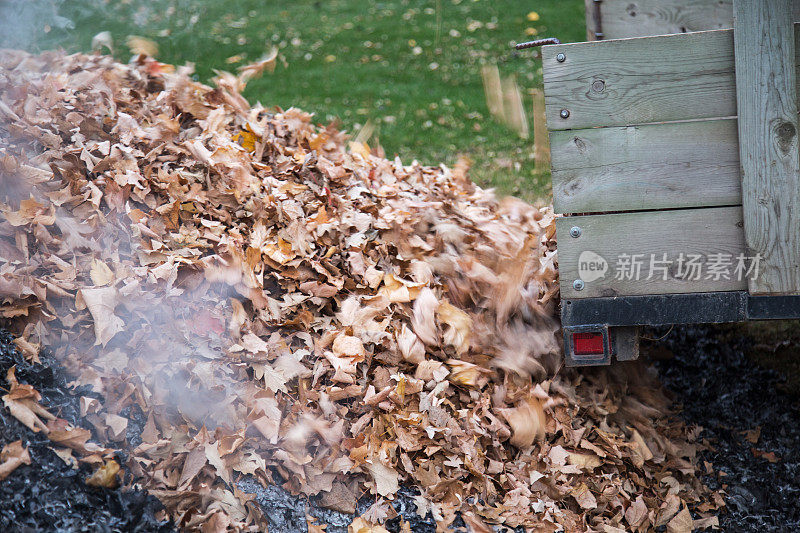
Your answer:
237;48;278;84
666;506;693;533
446;359;486;388
629;428;654;467
105;413;128;441
0;440;31;480
571;483;597;510
13;336;40;364
367;461;399;497
567;452;602;471
437;302;472;354
742;426;761;444
126;35;158;56
91;31;113;53
751;448;781;463
86;459;121;488
319;482;357;514
396;323;425;364
90;259;114;286
625;495;648;527
499;397;546;448
49;446;78;469
79;287;124;346
411;288;438;345
349;517;390;533
693;516;720;529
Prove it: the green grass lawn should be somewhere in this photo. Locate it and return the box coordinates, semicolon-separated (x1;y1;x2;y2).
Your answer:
13;0;586;202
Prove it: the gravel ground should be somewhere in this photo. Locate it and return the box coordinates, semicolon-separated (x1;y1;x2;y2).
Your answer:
0;330;172;533
652;325;800;531
1;325;799;532
238;476;442;533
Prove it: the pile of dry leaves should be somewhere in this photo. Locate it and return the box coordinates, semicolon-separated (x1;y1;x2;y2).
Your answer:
0;49;722;532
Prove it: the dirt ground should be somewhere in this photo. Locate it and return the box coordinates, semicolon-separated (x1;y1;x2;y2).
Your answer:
2;324;798;532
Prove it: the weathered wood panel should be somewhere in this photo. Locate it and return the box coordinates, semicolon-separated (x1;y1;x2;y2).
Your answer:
542;30;737;130
530;89;550;169
557;207;748;298
585;0;800;41
585;0;732;40
734;0;800;294
544;25;800;130
550;119;741;213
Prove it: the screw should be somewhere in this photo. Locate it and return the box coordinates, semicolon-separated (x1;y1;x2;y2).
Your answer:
591;79;605;93
556;53;566;62
569;226;581;238
573;279;585;291
560;109;570;119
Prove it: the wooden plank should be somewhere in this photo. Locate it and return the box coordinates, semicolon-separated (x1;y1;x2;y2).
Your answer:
590;0;733;40
542;30;737;130
530;89;550;169
585;0;800;41
557;207;747;298
734;0;800;294
584;0;599;40
550;119;741;213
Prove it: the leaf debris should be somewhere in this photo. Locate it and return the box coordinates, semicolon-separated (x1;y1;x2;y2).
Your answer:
0;50;723;531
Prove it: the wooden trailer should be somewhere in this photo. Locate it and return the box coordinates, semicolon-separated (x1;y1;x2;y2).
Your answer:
538;0;800;365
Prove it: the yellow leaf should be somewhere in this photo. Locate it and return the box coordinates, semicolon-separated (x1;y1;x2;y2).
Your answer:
0;440;31;480
79;287;124;346
666;506;693;533
437;302;472;355
86;459;120;488
349;517;389;533
237;48;278;83
349;141;371;160
527;11;540;21
233;128;257;152
499;397;546;448
366;461;398;497
567;452;602;470
126;35;158;57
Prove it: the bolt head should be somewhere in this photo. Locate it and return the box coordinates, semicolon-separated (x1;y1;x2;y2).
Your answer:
560;109;570;119
569;226;581;238
573;279;585;291
591;79;606;92
556;53;566;62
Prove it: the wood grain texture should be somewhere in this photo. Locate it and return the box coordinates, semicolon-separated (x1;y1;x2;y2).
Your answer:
542;30;737;130
586;0;732;41
734;0;800;294
550;119;741;213
557;207;747;299
530;89;550;169
585;0;800;41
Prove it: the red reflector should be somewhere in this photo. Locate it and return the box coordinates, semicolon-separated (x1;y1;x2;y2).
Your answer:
572;332;605;355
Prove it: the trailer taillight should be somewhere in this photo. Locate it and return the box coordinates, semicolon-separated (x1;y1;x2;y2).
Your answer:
572;332;605;355
564;326;610;366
